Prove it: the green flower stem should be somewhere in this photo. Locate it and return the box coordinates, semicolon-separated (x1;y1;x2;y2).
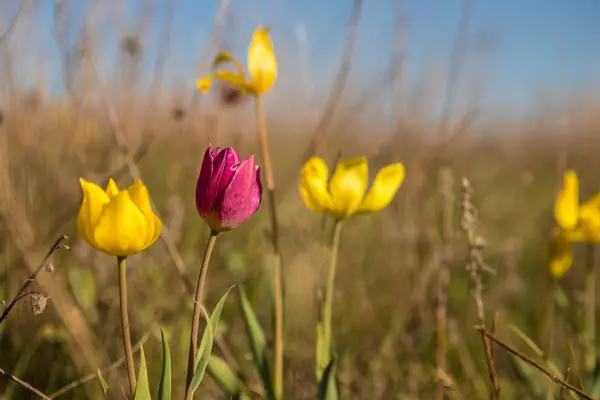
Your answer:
323;220;344;368
584;244;596;372
256;94;284;399
117;256;136;396
185;231;219;397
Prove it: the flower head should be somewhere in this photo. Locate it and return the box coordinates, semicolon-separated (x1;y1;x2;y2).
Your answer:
554;170;579;230
549;170;600;278
196;145;263;232
197;26;277;96
77;178;162;257
299;156;405;220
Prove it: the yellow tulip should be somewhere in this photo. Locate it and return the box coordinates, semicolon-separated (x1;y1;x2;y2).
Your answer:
299;156;405;220
548;227;592;278
248;27;278;94
554;170;579;230
553;170;600;241
77;178;162;257
549;171;600;278
197;26;277;96
549;231;574;279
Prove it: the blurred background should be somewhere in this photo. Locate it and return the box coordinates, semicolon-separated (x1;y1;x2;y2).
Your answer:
1;0;600;398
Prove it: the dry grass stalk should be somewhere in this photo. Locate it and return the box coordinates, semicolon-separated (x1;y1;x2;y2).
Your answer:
0;136;104;395
0;236;67;324
461;176;501;398
0;366;52;400
49;328;153;399
305;0;364;158
435;166;455;399
480;329;595;400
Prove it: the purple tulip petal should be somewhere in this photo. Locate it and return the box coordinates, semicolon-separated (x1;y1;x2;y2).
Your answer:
252;166;263;211
197;146;242;217
216;148;241;196
211;146;223;157
209;148;240;207
218;156;262;229
196;146;215;216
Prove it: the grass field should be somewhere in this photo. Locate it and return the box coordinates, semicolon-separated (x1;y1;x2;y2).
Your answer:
1;1;600;399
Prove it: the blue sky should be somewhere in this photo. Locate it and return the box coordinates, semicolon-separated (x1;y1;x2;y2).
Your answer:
12;1;600;115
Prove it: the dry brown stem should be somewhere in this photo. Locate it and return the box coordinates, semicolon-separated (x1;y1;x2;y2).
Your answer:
0;366;52;400
479;328;595;400
0;235;68;324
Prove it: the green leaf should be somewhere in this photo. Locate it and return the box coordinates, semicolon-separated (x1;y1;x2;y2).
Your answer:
264;262;286;361
158;328;172;400
506;355;544;399
68;267;98;322
508;324;563;377
318;358;339;400
207;355;245;395
315;290;329;381
188;286;235;396
238;285;275;400
508;325;579;400
134;345;152;400
97;369;109;394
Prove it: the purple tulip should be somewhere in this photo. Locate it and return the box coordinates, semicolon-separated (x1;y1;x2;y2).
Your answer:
196;145;263;232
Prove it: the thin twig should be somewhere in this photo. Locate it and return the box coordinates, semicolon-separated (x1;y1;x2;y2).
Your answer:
436;0;476;140
256;95;284;399
435;3;475;393
0;0;25;44
88;56;193;296
461;178;501;398
479;329;595;400
0;235;68;325
305;0;364;158
48;330;152;399
145;0;177;113
185;0;231;112
0;367;52;400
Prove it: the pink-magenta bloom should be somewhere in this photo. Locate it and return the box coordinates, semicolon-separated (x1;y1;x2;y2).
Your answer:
196;145;263;232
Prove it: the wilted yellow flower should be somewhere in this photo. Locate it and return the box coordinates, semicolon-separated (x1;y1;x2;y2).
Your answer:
77;178;162;257
299;156;405;220
197;26;277;96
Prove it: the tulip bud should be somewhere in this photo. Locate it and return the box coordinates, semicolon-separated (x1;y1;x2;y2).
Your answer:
196;146;263;232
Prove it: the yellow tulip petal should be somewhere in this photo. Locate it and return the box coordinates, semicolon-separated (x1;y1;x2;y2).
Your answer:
150;215;162;244
126;181;162;247
197;76;213;93
328;157;368;219
247;26;278;94
200;70;256;94
549;233;573;279
357;163;405;214
578;203;600;239
554;170;579;230
106;178;119;197
92;191;149;257
299;157;333;213
213;51;245;76
583;191;600;211
562;227;588;242
77;178;110;246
